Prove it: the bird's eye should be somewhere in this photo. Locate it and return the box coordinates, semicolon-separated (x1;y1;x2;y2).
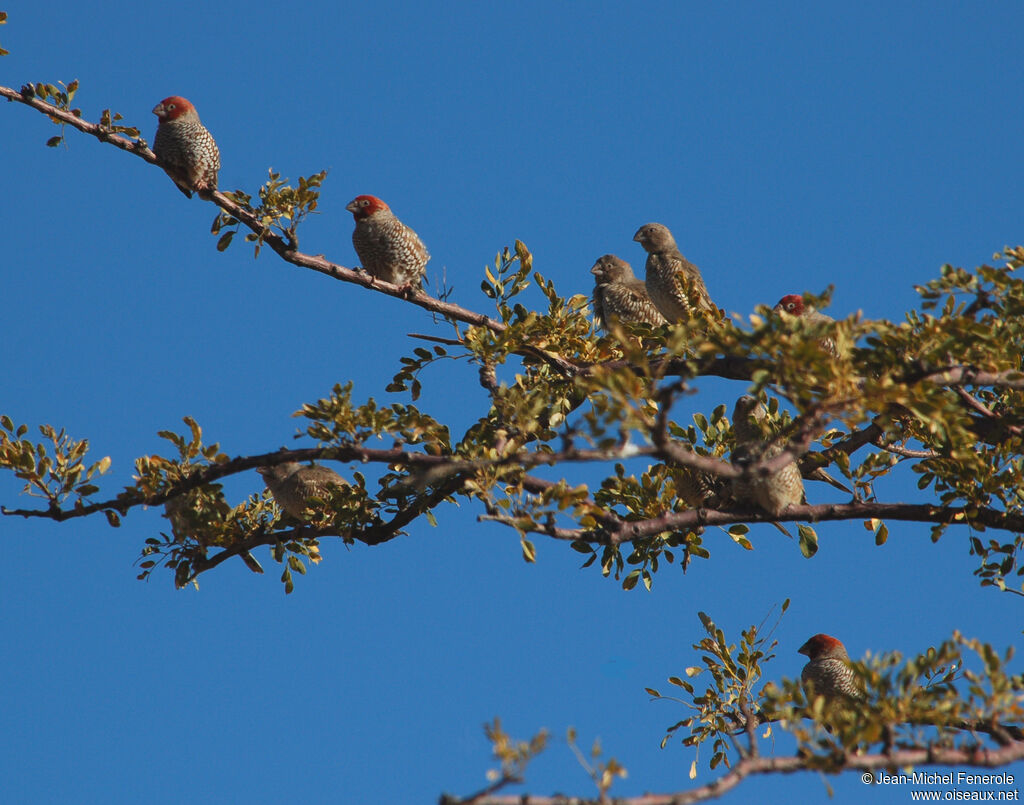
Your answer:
167;103;176;110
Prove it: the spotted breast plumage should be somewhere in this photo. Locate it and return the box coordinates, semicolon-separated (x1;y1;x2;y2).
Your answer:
257;462;348;519
591;254;666;330
633;222;716;323
346;195;429;289
152;96;220;199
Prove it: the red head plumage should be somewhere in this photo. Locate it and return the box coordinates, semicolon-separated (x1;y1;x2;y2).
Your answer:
798;633;847;660
774;294;805;316
152;96;196;122
346;195;390;220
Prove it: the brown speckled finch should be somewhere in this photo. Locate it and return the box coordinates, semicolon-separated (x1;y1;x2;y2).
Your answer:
591;254;666;330
257;462;348;519
346;195;429;289
633;223;716;323
774;294;838;356
152;96;220;198
799;633;860;702
734;396;851;495
730;395;805;516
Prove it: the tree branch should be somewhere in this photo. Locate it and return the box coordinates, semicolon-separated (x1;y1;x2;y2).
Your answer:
443;740;1024;805
908;365;1024;391
0;83;157;159
9;84;1024;403
0;84;588;378
731;708;1024;743
507;500;1024;544
1;444;658;521
870;439;938;459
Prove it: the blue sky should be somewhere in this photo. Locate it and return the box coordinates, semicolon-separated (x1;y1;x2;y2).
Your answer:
1;2;1022;803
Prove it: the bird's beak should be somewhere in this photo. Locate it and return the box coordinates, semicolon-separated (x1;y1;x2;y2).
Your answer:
632;231;643;243
345;201;358;214
590;264;602;276
152;102;166;118
772;303;783;313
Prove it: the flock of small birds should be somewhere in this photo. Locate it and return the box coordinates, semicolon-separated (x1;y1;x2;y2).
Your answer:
154;96;858;699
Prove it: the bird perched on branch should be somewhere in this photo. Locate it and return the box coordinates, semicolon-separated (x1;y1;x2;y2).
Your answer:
774;294;838;356
590;254;666;330
731;396;851;495
346;195;429;290
257;462;348;519
730;395;805;517
633;223;716;323
152;96;220;198
798;633;860;703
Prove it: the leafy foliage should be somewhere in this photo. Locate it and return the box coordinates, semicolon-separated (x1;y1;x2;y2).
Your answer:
3;71;1024;803
4;249;1024;597
22;79;80;146
211;169;327;255
0;415;110;509
650;608;1023;775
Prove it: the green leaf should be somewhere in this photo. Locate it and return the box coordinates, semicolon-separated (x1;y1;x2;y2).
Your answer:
797;524;818;558
729;531;754;550
514;239;533;271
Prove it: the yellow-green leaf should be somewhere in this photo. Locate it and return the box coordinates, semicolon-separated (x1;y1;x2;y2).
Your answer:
797;524;818;558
